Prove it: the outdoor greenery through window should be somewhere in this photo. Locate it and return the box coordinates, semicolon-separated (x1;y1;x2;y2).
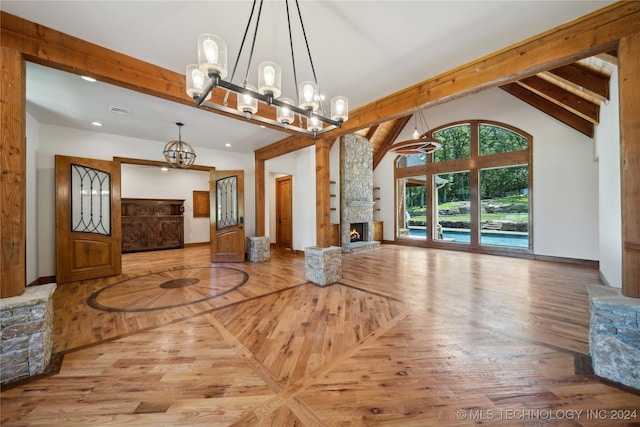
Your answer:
395;120;531;251
433;124;471;162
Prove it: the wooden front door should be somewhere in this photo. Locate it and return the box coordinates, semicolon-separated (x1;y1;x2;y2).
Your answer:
275;175;293;249
210;170;245;262
55;155;122;283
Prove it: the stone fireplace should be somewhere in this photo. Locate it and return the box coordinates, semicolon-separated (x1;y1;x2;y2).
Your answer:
340;134;380;253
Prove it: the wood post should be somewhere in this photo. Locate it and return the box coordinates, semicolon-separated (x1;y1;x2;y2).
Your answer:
254;158;265;236
618;32;640;298
315;138;332;248
0;47;26;298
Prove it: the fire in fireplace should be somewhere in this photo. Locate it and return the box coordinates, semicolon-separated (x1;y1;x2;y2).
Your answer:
350;223;366;242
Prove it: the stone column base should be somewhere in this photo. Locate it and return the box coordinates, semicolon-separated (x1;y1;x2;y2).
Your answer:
246;236;270;262
304;246;342;286
1;283;56;385
587;284;640;391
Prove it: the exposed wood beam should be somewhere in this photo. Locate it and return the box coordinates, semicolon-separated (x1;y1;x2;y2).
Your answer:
255;134;313;161
0;11;298;137
0;47;26;298
619;32;640;298
373;116;412;170
256;2;637;160
365;125;380;141
500;83;593;137
516;76;600;123
315;139;332;247
543;64;610;103
596;51;619;66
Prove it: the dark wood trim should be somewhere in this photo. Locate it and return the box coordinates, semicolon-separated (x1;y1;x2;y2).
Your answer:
113;156;214;171
533;254;599;268
183;242;209;248
26;276;56;287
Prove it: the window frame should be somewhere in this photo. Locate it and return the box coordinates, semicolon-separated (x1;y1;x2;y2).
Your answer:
394;120;533;256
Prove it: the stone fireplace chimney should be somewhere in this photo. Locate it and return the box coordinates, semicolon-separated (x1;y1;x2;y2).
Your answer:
340;134;381;253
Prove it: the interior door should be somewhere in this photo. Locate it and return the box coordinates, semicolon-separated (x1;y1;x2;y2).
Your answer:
55;155;122;283
275;175;293;249
210;170;245;262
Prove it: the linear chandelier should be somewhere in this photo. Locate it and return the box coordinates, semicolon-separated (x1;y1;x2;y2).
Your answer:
389;111;442;155
185;0;348;137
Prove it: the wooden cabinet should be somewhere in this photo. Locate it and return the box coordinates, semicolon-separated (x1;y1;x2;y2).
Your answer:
330;223;340;247
373;221;383;242
121;198;184;253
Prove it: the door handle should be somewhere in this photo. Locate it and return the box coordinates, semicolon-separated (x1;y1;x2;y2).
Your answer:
239;216;244;224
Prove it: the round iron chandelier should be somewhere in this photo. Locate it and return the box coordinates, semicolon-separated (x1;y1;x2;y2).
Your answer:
163;122;197;169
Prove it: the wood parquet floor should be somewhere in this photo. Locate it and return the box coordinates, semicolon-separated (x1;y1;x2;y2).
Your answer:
2;245;639;426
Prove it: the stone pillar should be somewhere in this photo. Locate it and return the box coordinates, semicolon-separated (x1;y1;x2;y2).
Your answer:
246;236;270;262
1;283;56;385
587;284;640;390
304;246;342;286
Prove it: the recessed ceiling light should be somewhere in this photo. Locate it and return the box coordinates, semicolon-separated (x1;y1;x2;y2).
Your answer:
91;121;102;127
81;76;96;82
161;166;169;171
225;143;232;147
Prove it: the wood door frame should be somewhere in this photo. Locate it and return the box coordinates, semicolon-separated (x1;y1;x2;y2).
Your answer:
275;175;293;249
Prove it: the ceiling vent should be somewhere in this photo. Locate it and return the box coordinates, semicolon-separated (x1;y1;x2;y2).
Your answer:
109;105;130;115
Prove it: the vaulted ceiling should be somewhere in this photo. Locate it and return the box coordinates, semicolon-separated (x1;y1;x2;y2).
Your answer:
0;1;619;159
366;53;616;169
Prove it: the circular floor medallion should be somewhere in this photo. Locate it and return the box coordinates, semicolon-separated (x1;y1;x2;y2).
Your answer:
88;267;249;312
159;277;200;289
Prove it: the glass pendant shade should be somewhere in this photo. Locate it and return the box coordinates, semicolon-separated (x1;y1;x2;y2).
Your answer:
198;34;228;79
185;64;212;100
298;81;319;110
276;98;295;124
258;62;282;98
330;96;348;121
307;114;322;132
237;84;258;114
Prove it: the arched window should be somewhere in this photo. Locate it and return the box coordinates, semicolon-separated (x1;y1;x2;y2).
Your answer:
394;120;532;254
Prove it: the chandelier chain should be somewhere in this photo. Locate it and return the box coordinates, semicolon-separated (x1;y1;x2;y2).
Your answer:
244;0;265;87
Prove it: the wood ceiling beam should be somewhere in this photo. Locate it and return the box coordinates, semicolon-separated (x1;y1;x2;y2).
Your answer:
256;2;638;160
365;125;380;141
500;83;593;137
596;51;619;66
373;116;412;170
0;11;298;138
516;75;600;123
542;64;610;103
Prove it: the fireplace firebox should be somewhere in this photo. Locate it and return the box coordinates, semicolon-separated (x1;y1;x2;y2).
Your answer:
350;223;367;242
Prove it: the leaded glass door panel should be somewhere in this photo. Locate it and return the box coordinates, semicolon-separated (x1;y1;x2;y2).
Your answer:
55;155;122;283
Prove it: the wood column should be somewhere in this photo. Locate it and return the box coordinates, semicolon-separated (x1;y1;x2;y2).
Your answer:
619;32;640;298
1;47;26;298
315;138;332;248
254;158;265;236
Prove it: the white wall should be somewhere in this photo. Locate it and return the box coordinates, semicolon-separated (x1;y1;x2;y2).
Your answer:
265;146;316;250
120;165;210;244
374;87;600;261
31;124;254;277
595;68;622;287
